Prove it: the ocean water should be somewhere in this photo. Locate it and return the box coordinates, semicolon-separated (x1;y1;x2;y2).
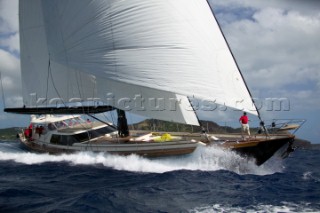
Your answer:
0;140;319;213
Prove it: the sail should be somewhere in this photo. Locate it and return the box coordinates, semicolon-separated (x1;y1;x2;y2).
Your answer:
18;0;257;126
19;0;98;108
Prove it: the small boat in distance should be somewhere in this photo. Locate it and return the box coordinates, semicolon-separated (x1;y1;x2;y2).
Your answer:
4;0;305;165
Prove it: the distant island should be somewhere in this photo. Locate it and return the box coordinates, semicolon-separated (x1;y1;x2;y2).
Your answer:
0;119;314;149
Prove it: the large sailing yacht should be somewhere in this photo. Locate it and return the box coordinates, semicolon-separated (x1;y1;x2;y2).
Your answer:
4;0;304;165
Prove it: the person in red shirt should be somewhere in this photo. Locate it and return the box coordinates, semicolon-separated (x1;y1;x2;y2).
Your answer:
239;112;250;139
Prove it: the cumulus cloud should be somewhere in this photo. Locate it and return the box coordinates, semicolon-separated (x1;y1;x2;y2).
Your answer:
0;0;19;54
210;0;320;16
208;0;320;113
0;32;19;53
0;0;21;110
0;49;22;107
0;0;19;33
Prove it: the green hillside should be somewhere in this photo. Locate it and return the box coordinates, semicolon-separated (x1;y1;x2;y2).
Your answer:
129;119;243;133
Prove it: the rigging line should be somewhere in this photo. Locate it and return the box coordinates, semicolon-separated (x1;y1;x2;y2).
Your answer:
205;1;268;134
110;110;117;129
54;4;91;144
102;112;116;128
110;111;118;129
187;96;201;127
0;72;6;108
109;4;119;79
45;57;51;107
75;71;84;103
129;113;135;131
75;71;88;118
205;1;259;115
51;2;79;109
48;60;67;107
87;113;117;129
91;77;96;107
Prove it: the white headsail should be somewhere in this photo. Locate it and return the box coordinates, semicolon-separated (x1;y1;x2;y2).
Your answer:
19;0;257;126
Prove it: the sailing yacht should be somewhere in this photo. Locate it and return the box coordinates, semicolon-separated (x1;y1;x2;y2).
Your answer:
4;0;304;165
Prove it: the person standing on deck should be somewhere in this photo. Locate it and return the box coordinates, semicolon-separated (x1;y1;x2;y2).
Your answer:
239;112;250;139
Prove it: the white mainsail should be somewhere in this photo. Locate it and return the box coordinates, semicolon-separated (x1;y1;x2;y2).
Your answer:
19;0;258;126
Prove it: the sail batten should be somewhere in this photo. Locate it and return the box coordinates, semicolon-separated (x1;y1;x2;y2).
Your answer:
18;0;257;126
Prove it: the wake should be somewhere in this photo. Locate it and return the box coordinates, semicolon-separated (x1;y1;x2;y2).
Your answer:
0;141;283;175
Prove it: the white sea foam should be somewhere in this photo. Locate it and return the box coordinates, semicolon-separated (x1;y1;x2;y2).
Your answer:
190;202;320;213
0;144;284;175
303;171;320;182
303;171;313;180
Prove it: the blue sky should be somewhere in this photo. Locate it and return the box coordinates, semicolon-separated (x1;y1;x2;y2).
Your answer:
0;0;319;143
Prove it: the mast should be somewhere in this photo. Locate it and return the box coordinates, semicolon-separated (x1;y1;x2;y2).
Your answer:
117;109;129;137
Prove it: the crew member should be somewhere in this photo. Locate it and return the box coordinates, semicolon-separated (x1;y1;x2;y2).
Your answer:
239;112;250;139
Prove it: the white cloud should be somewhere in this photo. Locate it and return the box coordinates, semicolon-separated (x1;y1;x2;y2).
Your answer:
4;95;23;107
211;0;320;16
0;0;19;54
0;49;22;107
0;0;21;109
219;7;320;99
0;0;19;33
0;32;19;53
0;49;19;73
